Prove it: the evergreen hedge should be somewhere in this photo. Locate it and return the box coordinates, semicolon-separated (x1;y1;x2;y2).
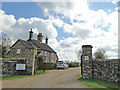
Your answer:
68;62;80;67
37;62;56;70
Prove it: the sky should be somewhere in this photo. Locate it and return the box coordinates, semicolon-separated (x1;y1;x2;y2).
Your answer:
0;0;119;62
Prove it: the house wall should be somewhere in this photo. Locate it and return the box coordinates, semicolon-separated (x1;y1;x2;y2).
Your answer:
51;53;58;63
25;48;37;75
7;41;26;58
37;50;58;63
7;41;37;75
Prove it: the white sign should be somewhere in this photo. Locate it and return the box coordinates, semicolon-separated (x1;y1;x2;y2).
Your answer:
85;56;89;60
16;64;26;70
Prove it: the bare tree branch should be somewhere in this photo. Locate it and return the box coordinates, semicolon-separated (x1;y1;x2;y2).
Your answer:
94;48;107;59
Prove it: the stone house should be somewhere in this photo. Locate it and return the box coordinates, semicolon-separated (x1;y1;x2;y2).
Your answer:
7;29;58;75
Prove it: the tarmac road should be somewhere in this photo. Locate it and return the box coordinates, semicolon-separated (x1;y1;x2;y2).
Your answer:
2;67;92;88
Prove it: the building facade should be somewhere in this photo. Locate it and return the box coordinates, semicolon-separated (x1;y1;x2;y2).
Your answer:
7;29;58;75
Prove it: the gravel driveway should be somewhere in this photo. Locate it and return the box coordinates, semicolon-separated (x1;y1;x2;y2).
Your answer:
2;67;92;88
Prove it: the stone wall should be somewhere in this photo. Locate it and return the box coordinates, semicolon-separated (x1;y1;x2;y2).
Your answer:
82;58;93;78
0;58;28;76
93;59;119;82
81;45;119;83
82;58;120;82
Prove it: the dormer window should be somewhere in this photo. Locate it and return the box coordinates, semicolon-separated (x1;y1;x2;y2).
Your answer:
17;49;21;54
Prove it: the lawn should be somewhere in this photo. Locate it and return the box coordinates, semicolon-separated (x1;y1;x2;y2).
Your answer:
78;75;119;90
35;70;47;75
2;70;47;80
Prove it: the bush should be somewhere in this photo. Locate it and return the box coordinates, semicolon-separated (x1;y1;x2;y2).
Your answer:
37;62;56;70
69;62;80;67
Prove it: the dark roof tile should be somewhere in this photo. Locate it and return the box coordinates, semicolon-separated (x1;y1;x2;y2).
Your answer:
28;39;56;53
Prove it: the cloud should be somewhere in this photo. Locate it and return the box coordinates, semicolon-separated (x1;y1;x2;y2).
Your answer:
63;23;91;39
0;10;58;41
1;0;118;61
36;0;89;21
112;0;118;4
0;10;16;32
49;16;64;27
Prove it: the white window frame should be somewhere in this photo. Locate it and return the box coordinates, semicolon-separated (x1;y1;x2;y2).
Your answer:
53;53;54;57
85;56;89;60
45;51;47;56
17;49;21;54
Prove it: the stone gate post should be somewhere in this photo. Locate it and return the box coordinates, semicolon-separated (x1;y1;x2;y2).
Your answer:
81;45;93;78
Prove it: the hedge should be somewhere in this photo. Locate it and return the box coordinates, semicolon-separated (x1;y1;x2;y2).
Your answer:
37;62;56;70
68;62;80;67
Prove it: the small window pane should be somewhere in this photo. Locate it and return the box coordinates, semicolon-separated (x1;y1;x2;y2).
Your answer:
53;53;54;57
17;49;21;54
45;51;47;56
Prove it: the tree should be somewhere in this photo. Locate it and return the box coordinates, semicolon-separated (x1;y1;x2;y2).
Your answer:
0;32;12;46
94;48;107;59
0;32;12;58
77;49;82;66
36;56;46;72
77;50;82;60
2;46;7;58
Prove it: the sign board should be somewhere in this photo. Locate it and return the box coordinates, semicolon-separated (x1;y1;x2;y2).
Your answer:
16;64;26;70
85;56;89;60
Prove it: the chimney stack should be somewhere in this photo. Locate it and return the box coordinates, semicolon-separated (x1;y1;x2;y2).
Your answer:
29;29;33;40
45;37;48;44
37;33;43;42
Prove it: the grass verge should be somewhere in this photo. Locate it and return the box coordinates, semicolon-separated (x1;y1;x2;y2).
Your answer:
78;74;119;90
2;70;47;80
35;70;47;75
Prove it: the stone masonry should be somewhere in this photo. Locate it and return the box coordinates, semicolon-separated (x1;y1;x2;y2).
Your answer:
93;59;119;82
81;45;93;79
0;58;27;76
81;45;120;83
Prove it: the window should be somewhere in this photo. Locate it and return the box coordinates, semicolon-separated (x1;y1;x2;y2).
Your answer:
17;49;21;54
85;56;89;60
53;53;54;57
45;51;47;56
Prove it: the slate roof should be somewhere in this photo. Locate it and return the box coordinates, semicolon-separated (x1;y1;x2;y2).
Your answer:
19;39;34;48
16;39;56;53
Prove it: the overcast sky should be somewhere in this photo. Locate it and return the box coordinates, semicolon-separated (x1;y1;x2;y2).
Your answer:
0;0;119;61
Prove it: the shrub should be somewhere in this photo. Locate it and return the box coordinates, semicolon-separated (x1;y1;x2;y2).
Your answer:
37;62;56;70
69;62;80;67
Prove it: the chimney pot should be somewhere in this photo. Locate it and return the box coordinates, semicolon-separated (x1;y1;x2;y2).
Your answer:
37;33;43;42
29;29;33;40
45;37;48;44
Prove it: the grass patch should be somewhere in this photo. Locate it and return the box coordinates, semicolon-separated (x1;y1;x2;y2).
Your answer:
2;70;47;80
78;74;119;90
35;70;47;75
2;75;34;80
